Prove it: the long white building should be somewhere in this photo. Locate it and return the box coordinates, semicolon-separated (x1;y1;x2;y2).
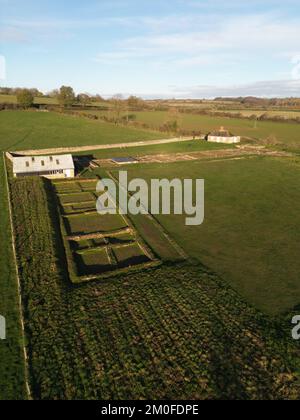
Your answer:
12;154;75;179
207;127;241;144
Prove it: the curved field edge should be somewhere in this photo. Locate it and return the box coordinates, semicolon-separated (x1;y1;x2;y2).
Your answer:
0;156;27;400
8;173;300;400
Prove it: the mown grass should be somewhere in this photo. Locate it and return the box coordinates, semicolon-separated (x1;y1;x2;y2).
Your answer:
0;111;165;151
64;213;128;236
59;192;95;205
0;158;27;400
113;243;150;268
124;156;300;315
75;248;112;276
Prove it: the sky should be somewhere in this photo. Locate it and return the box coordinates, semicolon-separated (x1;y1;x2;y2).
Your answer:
0;0;300;98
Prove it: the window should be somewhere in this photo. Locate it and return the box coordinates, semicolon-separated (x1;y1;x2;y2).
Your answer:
50;156;53;162
56;159;60;165
41;160;45;166
32;157;35;162
26;162;29;167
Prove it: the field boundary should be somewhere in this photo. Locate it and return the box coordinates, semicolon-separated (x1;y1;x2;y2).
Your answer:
2;153;31;400
13;136;195;156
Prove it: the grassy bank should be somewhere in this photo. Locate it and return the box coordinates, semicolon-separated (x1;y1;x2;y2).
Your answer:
0;157;26;400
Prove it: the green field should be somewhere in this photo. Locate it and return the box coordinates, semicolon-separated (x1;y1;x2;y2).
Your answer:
0;94;106;107
113;243;150;268
64;213;128;236
2;107;300;399
6;175;300;399
136;111;300;151
75;248;113;276
59;192;95;205
0;94;59;105
213;109;300;119
89;110;300;152
123;157;300;315
0;111;164;151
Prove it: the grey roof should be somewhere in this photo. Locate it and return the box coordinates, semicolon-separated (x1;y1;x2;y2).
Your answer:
13;154;74;174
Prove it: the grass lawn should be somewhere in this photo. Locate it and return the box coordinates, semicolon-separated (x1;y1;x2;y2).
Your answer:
0;111;165;151
64;213;128;235
124;157;300;315
62;202;96;215
106;231;135;245
113;243;150;268
75;248;112;276
54;182;83;194
0;158;27;400
59;192;95;205
77;181;98;191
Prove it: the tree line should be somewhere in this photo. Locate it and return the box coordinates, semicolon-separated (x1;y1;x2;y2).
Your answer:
0;85;147;111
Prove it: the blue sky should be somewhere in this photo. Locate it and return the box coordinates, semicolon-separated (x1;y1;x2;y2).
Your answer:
1;0;300;98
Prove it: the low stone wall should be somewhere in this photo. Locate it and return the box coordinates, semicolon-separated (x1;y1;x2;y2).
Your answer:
12;136;195;157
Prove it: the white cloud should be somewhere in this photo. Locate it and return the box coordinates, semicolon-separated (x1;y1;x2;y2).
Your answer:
167;79;300;99
92;12;300;73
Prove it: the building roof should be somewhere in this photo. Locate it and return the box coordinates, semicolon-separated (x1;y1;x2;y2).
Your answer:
208;126;236;137
13;154;74;174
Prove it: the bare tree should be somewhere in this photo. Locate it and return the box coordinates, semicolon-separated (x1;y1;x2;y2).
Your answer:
110;94;126;123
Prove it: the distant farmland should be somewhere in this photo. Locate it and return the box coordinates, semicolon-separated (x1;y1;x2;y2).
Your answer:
87;110;300;152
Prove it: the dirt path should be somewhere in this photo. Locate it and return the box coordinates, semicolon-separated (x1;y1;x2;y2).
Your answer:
95;146;294;167
14;136;195;156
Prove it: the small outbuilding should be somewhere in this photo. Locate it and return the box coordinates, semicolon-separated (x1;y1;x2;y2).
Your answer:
12;154;75;179
206;127;241;144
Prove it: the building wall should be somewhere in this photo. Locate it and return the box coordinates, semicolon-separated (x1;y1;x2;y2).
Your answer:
207;136;241;144
14;168;75;179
